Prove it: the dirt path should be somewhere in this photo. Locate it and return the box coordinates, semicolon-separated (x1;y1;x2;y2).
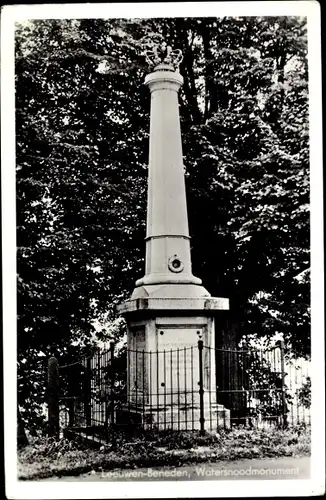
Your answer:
40;456;310;482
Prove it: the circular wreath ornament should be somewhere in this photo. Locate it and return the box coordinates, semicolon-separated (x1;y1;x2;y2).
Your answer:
168;255;184;273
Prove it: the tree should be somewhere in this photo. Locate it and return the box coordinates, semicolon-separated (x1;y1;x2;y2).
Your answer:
15;18;148;434
172;17;309;358
15;16;310;433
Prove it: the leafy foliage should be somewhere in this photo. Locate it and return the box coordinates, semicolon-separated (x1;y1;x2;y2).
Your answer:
15;16;310;432
296;376;311;409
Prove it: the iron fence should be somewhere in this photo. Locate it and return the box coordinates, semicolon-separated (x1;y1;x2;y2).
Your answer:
51;340;311;444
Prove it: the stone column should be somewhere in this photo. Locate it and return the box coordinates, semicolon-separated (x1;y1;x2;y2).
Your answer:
136;65;201;287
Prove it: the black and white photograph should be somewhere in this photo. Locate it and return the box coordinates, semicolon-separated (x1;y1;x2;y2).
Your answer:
1;2;324;498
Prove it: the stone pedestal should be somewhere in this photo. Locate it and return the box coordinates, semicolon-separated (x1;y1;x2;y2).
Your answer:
117;289;230;430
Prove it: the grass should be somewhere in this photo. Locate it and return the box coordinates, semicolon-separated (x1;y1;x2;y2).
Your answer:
18;425;311;481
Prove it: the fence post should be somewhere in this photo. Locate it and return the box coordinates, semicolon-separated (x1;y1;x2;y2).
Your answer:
84;356;92;427
47;357;59;438
198;339;205;435
279;340;288;429
68;375;75;427
110;342;116;447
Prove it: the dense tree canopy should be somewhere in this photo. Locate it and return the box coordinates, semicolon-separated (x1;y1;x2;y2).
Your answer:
15;16;310;431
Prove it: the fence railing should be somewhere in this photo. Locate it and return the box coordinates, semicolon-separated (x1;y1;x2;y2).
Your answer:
47;341;311;444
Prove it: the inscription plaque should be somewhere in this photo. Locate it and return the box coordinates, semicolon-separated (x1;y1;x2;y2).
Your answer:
156;328;201;403
129;328;147;403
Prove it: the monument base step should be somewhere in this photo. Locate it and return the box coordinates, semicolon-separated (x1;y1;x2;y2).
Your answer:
116;403;230;431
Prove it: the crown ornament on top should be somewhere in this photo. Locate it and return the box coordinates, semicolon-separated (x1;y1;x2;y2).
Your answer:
144;40;183;71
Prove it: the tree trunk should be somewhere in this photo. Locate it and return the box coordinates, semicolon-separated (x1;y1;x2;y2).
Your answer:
215;312;247;424
201;30;211;122
179;29;203;125
17;406;29;448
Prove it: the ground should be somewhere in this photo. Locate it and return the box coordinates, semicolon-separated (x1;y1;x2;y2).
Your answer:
18;426;311;481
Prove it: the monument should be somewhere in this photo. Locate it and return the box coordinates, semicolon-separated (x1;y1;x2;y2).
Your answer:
117;42;230;430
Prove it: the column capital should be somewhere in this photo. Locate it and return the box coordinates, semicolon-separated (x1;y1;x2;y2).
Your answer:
144;70;183;93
